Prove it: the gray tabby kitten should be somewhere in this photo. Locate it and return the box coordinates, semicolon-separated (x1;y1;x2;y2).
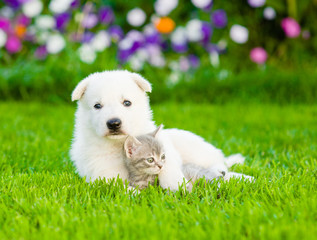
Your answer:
124;125;165;190
124;125;224;190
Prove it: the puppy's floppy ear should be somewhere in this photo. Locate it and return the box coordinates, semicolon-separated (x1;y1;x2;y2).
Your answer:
130;73;152;93
151;124;164;138
124;136;142;159
71;77;91;101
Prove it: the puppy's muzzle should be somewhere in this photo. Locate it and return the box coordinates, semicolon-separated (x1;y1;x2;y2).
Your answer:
107;118;122;131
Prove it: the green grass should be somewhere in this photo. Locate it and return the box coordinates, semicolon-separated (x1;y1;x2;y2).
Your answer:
0;102;316;240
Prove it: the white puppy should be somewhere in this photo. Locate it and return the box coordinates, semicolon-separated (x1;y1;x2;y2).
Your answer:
70;70;252;191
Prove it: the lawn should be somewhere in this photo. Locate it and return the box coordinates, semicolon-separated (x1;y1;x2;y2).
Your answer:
0;102;316;240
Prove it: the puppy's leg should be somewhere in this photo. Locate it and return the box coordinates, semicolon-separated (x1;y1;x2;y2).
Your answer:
225;153;245;168
224;172;255;182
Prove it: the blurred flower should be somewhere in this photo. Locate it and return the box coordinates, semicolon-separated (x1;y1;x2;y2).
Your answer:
55;13;70;31
171;27;187;52
4;0;20;9
35;15;56;30
99;7;114;25
248;0;266;8
154;0;178;16
15;24;27;38
211;9;227;28
281;17;301;38
179;56;190;72
0;17;10;32
209;51;219;67
34;45;47;59
127;8;146;27
144;25;161;45
201;22;212;44
49;0;73;14
81;31;94;43
82;14;98;29
250;47;267;64
302;30;310;40
0;29;7;48
263;7;276;20
155;17;175;34
146;44;165;67
22;0;43;18
108;25;124;41
5;35;22;53
230;24;248;44
17;15;31;26
191;0;212;9
91;30;111;52
188;55;200;68
70;0;80;9
186;19;203;42
0;6;14;18
78;44;96;64
46;34;65;54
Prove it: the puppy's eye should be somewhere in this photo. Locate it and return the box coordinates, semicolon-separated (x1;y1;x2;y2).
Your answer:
161;154;165;161
94;103;102;109
123;100;131;107
147;157;154;163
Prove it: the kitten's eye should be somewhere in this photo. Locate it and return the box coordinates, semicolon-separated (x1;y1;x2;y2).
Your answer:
147;157;154;163
161;154;166;161
123;100;132;107
94;103;102;109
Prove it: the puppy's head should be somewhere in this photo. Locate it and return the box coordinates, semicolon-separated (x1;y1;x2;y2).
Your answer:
72;70;152;139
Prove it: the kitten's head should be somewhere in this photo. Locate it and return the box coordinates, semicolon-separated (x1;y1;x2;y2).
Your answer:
124;125;165;175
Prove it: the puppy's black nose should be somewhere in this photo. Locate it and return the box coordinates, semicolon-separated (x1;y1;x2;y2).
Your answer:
107;118;122;130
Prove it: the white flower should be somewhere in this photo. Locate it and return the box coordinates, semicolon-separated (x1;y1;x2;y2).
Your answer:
49;0;73;14
0;6;14;18
22;0;43;18
118;37;134;50
191;0;212;9
186;19;203;42
154;0;178;16
247;0;266;8
171;27;187;45
230;24;249;44
78;44;96;64
263;7;276;20
209;51;219;67
37;31;50;44
91;31;111;52
127;8;146;27
0;29;7;48
35;15;55;30
129;55;144;71
46;34;66;54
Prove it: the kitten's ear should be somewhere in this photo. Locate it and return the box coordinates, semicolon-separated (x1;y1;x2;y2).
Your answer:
151;124;164;138
124;136;142;159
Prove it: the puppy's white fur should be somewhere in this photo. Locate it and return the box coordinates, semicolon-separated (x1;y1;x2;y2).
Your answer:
70;70;251;190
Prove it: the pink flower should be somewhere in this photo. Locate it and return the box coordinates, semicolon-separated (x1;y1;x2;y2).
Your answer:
281;17;301;38
250;47;268;64
5;35;22;53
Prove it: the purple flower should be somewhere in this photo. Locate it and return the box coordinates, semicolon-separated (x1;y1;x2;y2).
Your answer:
172;43;187;53
281;17;301;38
188;54;200;68
108;25;124;41
16;15;30;26
144;29;161;45
99;7;114;25
211;9;227;28
55;13;70;31
70;0;80;9
0;17;10;32
6;35;22;53
35;45;47;59
248;0;266;8
118;49;133;63
81;14;98;29
4;0;20;9
206;43;220;53
179;56;190;72
201;22;212;45
81;31;94;43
